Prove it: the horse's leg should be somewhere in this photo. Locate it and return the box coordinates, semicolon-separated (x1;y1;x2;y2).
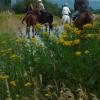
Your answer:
26;27;30;38
32;27;35;37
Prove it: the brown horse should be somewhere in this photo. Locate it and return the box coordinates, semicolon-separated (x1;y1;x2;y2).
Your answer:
74;0;93;29
22;7;53;38
22;7;38;38
74;11;93;29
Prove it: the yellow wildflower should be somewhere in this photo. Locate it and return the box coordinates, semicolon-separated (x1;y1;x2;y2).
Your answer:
16;94;20;98
85;34;94;38
34;23;41;30
10;54;18;60
73;28;81;35
36;44;43;48
42;32;49;37
45;93;49;97
52;21;57;27
49;35;56;42
75;51;82;56
17;37;24;43
63;24;71;30
0;48;12;55
30;37;36;43
24;82;32;87
83;24;93;29
58;37;65;44
63;41;72;46
0;75;9;80
61;32;68;38
84;50;90;54
10;81;16;86
72;39;80;45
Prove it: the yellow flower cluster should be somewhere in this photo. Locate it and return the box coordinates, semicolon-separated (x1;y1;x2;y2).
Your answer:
84;34;95;39
17;37;24;43
34;23;41;30
83;24;93;29
75;50;90;56
42;32;49;37
0;48;12;54
30;37;36;43
72;39;80;45
61;32;68;38
49;35;56;42
0;75;9;80
63;24;71;30
24;82;32;87
16;94;20;98
10;81;16;87
58;32;72;46
63;41;72;46
75;51;82;56
36;44;43;48
10;54;18;60
84;50;90;54
52;21;57;27
73;28;81;35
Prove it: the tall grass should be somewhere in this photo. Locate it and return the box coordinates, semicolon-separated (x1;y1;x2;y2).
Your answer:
0;15;100;99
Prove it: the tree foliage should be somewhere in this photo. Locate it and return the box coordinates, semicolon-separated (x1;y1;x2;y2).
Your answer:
12;0;61;15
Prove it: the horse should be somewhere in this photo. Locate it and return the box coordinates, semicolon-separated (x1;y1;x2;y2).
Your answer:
22;7;53;38
74;0;93;29
22;11;37;38
37;10;53;33
74;11;93;29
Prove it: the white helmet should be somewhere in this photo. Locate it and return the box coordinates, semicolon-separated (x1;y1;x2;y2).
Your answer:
38;0;42;2
64;3;68;6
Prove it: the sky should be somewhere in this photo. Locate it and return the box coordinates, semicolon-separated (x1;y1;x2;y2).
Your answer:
11;0;100;9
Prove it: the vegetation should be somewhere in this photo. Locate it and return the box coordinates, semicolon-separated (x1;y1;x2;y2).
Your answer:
0;0;100;99
0;18;100;99
12;0;61;15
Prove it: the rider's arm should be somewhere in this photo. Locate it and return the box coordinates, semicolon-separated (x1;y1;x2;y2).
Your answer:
62;8;65;15
68;8;71;14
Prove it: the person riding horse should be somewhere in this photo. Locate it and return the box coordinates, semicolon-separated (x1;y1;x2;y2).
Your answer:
22;2;53;38
62;3;71;24
73;0;89;21
22;4;37;24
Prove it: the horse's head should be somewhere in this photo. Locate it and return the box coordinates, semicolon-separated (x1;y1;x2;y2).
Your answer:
74;0;89;11
74;0;83;11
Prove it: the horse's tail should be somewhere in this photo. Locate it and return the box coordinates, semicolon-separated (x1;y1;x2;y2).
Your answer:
49;14;53;30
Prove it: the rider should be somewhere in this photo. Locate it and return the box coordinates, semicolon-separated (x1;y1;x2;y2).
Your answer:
22;3;34;24
62;3;71;16
62;3;71;24
37;0;45;14
73;0;89;20
26;3;34;15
